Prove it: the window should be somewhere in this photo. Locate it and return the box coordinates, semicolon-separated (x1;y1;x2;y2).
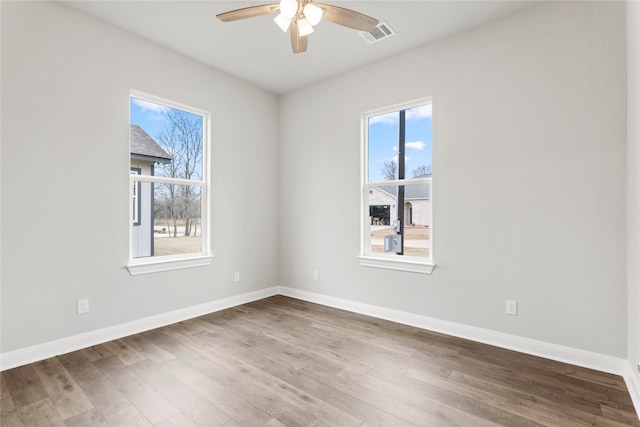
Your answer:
127;91;212;275
359;99;434;274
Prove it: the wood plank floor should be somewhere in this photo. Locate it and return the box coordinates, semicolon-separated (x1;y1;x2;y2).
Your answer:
1;295;638;426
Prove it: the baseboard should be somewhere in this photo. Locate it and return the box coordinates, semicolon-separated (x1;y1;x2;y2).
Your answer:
3;284;638;417
0;286;280;371
0;284;630;382
277;286;627;376
625;362;640;420
276;286;640;416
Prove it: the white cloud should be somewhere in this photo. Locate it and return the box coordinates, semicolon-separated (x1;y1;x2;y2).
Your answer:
132;98;169;113
369;111;398;125
406;140;426;150
406;104;432;121
369;104;431;125
391;155;411;163
393;141;424;151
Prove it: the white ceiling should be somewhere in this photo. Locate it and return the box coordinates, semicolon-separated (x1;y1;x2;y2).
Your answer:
60;1;540;95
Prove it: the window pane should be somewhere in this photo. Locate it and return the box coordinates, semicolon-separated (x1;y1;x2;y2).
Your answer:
404;104;432;178
130;93;208;264
131;181;202;259
367;104;432;182
153;183;202;257
363;101;432;264
366;182;430;258
368;111;399;181
130;97;203;181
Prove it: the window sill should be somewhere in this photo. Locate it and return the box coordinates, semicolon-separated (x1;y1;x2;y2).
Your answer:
357;256;435;274
127;255;214;276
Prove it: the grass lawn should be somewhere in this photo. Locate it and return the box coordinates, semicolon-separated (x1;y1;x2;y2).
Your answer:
152;226;429;257
154;236;202;256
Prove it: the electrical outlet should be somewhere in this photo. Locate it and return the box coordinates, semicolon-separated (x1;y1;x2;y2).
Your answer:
77;298;89;314
505;300;517;316
313;270;319;281
234;272;240;282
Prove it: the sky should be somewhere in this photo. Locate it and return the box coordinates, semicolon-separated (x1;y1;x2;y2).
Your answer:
131;96;431;184
130;97;171;140
368;103;432;182
130;96;204;179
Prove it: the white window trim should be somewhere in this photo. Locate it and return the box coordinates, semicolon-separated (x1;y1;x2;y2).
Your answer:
359;98;434;274
127;255;214;276
127;91;213;275
357;256;435;274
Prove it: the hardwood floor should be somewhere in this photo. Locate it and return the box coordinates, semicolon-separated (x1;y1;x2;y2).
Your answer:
1;295;638;426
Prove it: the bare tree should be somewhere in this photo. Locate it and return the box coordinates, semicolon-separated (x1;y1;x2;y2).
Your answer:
381;160;398;181
411;165;432;178
155;110;202;237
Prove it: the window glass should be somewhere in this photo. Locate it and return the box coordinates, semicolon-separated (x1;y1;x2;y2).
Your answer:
366;182;430;258
363;100;432;266
129;94;208;262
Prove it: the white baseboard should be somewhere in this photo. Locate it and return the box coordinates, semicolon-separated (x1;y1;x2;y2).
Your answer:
279;287;640;418
0;286;279;371
625;362;640;420
3;284;639;419
278;286;640;418
277;286;627;376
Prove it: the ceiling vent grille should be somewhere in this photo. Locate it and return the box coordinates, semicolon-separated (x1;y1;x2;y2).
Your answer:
360;21;395;44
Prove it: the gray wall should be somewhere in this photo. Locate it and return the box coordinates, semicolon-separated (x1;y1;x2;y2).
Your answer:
0;0;633;367
1;1;279;352
279;1;627;357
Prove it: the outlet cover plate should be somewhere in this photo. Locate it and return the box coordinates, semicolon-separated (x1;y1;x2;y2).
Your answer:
77;298;89;314
506;300;517;316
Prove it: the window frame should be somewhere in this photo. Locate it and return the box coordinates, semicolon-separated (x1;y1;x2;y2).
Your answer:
358;98;434;274
127;90;213;275
130;168;142;226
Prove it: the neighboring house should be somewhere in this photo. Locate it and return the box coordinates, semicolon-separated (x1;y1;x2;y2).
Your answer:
130;124;172;258
369;178;431;227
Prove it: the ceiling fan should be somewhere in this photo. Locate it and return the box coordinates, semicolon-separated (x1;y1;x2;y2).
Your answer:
216;0;379;54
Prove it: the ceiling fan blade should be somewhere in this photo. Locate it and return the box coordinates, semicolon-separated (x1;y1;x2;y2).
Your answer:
216;3;279;22
316;3;378;32
290;21;309;54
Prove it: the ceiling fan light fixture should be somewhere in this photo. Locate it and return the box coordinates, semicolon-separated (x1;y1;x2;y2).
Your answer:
297;18;314;36
303;3;323;26
217;1;379;54
274;13;291;32
279;0;298;19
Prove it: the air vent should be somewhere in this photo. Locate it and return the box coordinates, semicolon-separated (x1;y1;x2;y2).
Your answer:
360;21;396;44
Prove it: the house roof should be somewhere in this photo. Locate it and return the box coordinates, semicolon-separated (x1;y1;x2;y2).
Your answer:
130;124;172;164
